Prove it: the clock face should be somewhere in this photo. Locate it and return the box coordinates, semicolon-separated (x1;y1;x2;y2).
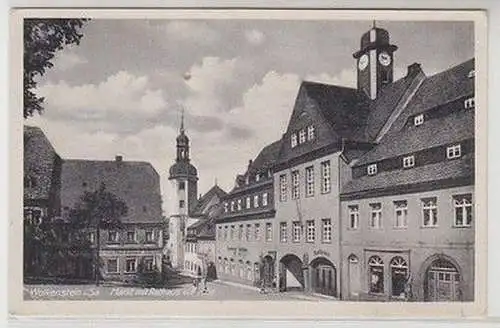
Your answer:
378;52;391;66
358;54;369;71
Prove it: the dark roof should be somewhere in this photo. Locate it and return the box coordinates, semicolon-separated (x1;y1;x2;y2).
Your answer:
192;184;227;216
169;161;198;179
23;126;60;201
300;81;370;141
60;159;162;224
354;109;474;166
249;139;282;173
342;154;473;195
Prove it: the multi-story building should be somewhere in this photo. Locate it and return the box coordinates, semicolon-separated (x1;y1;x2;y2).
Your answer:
60;156;164;282
339;58;475;302
215;24;475;302
216;140;281;288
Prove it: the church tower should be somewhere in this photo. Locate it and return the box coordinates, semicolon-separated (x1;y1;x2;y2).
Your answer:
167;109;198;269
353;22;398;100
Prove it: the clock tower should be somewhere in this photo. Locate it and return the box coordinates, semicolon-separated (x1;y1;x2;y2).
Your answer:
353;23;398;100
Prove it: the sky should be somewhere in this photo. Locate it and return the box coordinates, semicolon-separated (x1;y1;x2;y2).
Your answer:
25;19;474;215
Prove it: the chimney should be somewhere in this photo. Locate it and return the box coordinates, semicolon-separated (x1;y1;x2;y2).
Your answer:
248;159;253;168
115;155;123;162
407;63;422;77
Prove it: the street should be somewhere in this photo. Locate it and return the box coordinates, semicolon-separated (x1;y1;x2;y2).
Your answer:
23;280;332;301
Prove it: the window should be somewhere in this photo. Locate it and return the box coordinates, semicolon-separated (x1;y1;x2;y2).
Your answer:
291;170;300;199
179;200;185;208
447;144;461;159
246;197;251;209
307;125;315;141
464;97;475;109
217;226;222;240
237;199;242;211
223;202;228;213
126;230;136;243
265;222;273;242
230;225;235;240
394;201;408;228
24;207;43;225
224;226;228;240
144;257;154;272
367;164;378;176
454;194;473;227
299;130;306;144
422;197;438;227
107;259;118;273
254;195;259;208
305;166;315;197
255;174;260;182
238;225;243;240
414;114;424;126
348;205;359;230
230;201;235;212
403;155;415;168
108;230;119;243
279;174;288;202
179;181;185;190
292;221;301;242
145;230;154;242
322;219;332;243
254;223;260;241
125;258;137;273
245;224;251;241
306;220;315;243
321;161;331;193
368;256;384;294
280;222;288;243
369;203;382;229
245;176;249;185
262;193;268;206
88;231;95;243
291;133;298;148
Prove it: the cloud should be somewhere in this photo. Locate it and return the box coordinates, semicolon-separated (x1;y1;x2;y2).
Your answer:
37;71;169;128
244;29;266;45
164;21;219;45
305;69;356;88
52;50;88;71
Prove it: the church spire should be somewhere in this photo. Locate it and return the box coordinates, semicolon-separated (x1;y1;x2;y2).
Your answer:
180;106;185;134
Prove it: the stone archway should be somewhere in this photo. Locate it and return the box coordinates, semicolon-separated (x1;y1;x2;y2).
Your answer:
420;254;462;302
310;256;337;297
279;254;304;291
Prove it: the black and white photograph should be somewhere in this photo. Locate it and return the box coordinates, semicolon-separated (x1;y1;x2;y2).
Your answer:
10;8;487;317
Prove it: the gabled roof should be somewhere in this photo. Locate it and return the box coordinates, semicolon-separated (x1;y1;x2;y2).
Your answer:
60;159;162;224
192;184;227;216
300;81;369;141
248;139;282;174
354;109;474;166
24;126;61;201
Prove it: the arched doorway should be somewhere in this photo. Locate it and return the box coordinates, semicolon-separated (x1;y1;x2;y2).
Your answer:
368;255;384;294
347;254;360;298
279;254;304;291
390;256;408;298
207;261;217;281
424;257;461;302
261;255;275;288
310;257;336;297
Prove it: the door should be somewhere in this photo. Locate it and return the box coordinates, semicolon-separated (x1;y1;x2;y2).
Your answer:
348;255;360;297
425;259;460;302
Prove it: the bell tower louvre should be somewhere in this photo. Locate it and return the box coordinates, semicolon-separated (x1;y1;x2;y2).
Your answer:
353;21;398;100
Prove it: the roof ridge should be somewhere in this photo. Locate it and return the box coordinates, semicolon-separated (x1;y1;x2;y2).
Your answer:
301;80;358;91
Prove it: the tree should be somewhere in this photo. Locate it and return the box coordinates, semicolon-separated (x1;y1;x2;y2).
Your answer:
24;18;89;118
68;183;128;285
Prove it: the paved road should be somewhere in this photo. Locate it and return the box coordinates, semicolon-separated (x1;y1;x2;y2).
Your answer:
23;281;329;301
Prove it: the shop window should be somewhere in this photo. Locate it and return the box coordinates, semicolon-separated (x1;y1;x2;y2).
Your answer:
368;256;384;294
390;257;408;297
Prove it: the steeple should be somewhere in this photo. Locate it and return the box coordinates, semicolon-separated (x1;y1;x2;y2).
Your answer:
180;106;185;134
176;107;190;162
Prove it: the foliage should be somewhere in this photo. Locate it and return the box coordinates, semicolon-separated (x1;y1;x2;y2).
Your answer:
135;259;165;288
24;18;89;118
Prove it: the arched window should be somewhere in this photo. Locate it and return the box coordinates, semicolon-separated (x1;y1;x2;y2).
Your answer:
348;254;360;297
368;256;384;294
390;256;408;297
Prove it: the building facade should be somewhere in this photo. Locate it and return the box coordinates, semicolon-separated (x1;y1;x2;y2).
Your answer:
216;141;281;288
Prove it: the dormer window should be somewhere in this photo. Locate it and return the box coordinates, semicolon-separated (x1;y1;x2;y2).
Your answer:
299;130;306;144
223;202;228;213
447;144;461;159
414;114;424;126
230;201;235;212
464;97;475;109
245;176;249;185
403;155;415;168
367;164;378;176
291;133;298;148
237;199;242;211
255;174;260;182
307;126;315;141
468;69;475;78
